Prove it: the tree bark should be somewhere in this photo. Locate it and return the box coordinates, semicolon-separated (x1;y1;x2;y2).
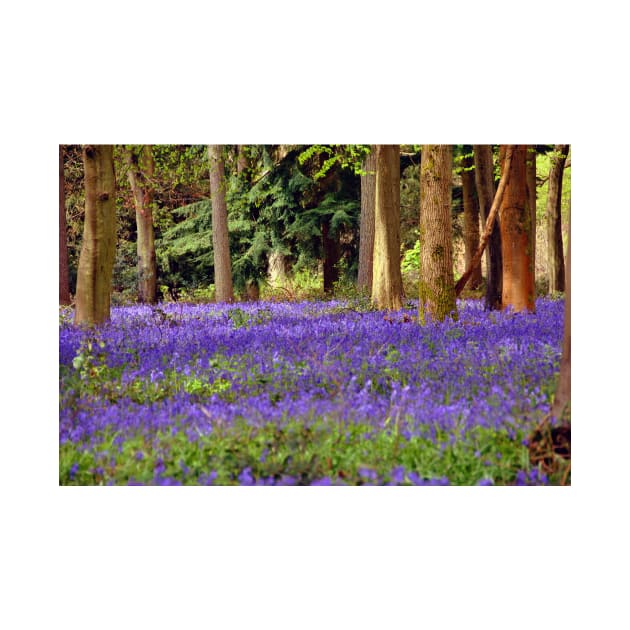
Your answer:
357;145;376;293
74;145;117;325
455;146;514;297
208;145;234;303
372;145;403;310
236;144;248;177
473;145;503;309
526;146;537;289
461;148;482;290
499;145;535;313
125;145;157;304
418;145;457;323
546;144;569;293
551;198;570;420
59;146;71;305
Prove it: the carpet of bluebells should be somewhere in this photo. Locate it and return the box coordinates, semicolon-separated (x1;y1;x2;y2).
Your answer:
59;298;564;486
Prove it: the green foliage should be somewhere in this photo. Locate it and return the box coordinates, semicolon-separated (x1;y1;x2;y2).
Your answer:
297;144;371;179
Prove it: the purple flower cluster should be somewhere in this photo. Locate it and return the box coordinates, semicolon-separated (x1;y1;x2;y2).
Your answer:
59;298;564;484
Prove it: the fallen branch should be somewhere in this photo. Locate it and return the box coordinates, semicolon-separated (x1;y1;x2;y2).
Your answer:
454;145;514;297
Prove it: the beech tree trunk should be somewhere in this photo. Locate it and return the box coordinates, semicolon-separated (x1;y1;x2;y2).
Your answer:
74;145;117;325
372;145;403;310
125;145;157;304
418;145;457;323
357;146;377;293
499;145;535;313
546;144;569;293
208;145;234;303
461;148;482;290
59;146;71;305
473;145;503;309
551;199;570;420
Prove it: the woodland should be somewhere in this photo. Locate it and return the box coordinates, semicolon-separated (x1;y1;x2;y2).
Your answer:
59;144;571;486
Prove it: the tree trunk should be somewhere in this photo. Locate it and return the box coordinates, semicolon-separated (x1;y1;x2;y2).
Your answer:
546;144;569;293
418;145;457;323
74;145;117;325
372;145;403;310
461;148;482;290
125;145;157;304
526;146;537;289
268;249;289;286
322;218;340;293
473;145;503;309
551;198;570;420
208;145;234;303
59;145;71;305
236;144;248;177
357;145;377;293
499;145;535;313
455;146;514;298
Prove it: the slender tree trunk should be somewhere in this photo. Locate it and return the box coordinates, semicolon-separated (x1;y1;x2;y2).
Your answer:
357;145;377;293
455;147;514;297
499;145;535;313
551;198;570;420
322;218;341;293
208;145;234;303
546;144;569;293
237;144;248;177
59;145;71;305
473;145;503;309
418;145;457;323
461;148;482;290
125;145;157;304
526;146;537;289
74;145;117;325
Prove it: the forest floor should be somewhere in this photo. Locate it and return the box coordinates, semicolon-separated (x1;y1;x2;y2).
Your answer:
59;297;569;485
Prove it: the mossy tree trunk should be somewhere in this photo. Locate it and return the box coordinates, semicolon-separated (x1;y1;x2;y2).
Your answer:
418;144;457;323
208;145;234;303
125;145;157;304
74;145;117;325
546;144;569;293
461;148;482;290
473;144;503;310
357;145;376;294
499;145;535;313
372;145;403;310
59;145;71;305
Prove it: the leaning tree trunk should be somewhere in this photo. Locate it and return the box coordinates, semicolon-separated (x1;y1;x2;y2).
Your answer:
546;144;569;293
74;145;117;325
473;145;503;310
551;198;570;420
59;145;71;305
499;145;535;313
125;145;157;304
357;145;377;294
372;145;403;311
208;145;234;303
418;144;457;323
461;148;482;290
